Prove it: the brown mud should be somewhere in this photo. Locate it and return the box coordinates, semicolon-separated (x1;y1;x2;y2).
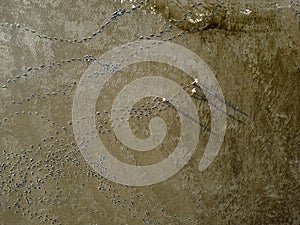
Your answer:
0;0;299;224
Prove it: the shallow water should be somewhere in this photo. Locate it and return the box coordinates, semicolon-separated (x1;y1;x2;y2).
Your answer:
0;0;299;224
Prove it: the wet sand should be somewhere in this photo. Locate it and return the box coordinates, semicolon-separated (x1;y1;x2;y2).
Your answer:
0;0;299;224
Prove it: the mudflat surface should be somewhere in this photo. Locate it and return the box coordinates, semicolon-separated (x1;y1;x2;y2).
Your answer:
0;0;299;224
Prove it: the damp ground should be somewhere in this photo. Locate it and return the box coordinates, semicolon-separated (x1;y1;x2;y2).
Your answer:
0;0;299;224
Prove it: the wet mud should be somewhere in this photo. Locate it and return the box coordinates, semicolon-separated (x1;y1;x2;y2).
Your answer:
0;0;299;224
